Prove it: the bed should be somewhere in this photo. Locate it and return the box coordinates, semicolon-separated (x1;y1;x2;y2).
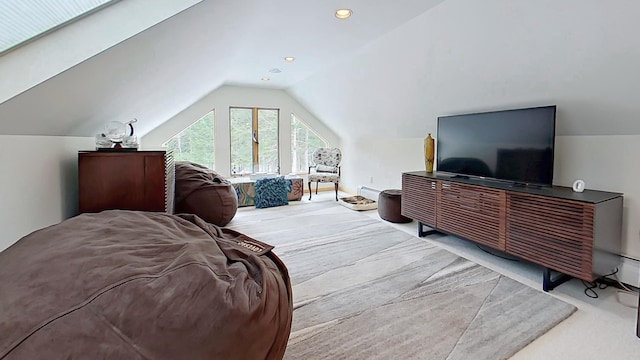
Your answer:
0;210;292;360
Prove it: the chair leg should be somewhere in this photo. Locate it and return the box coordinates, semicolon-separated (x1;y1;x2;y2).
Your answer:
335;183;339;201
315;182;318;194
308;181;312;200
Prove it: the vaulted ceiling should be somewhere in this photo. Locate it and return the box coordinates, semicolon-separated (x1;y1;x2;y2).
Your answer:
0;0;445;137
1;0;639;139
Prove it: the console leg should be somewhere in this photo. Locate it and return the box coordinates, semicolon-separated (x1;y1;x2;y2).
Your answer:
542;268;572;292
418;222;440;237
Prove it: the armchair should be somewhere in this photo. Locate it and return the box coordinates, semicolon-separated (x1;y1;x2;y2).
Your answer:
308;148;342;201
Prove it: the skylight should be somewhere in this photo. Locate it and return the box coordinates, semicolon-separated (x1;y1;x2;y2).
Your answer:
0;0;120;56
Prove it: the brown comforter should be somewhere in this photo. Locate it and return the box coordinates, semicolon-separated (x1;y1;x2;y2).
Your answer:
0;210;292;359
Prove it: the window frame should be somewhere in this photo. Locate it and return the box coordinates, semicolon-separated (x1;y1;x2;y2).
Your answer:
290;112;329;175
162;109;215;169
229;106;280;177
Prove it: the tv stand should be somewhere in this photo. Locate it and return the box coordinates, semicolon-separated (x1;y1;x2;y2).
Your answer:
543;268;573;292
510;182;543;189
418;222;442;237
401;171;623;291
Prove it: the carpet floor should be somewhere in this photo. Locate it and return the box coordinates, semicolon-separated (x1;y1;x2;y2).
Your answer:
227;202;577;360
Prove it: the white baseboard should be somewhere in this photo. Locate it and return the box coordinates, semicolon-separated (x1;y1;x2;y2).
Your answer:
618;256;640;288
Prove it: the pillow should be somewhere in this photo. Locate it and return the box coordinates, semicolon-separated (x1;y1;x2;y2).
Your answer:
255;177;290;209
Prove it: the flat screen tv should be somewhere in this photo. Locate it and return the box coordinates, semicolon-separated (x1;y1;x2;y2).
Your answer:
436;105;556;187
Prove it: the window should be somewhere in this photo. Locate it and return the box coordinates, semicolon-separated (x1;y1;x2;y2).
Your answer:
230;107;279;176
291;114;328;173
163;110;214;169
0;0;120;55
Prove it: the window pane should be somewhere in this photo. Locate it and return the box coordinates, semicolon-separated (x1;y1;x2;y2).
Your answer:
163;111;214;169
230;108;253;175
291;114;328;172
0;0;119;55
257;109;279;173
230;107;280;175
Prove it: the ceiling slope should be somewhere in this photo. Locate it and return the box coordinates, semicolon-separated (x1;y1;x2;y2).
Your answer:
287;0;640;138
0;0;201;105
0;0;445;137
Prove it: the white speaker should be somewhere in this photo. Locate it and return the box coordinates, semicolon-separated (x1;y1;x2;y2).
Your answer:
572;179;585;193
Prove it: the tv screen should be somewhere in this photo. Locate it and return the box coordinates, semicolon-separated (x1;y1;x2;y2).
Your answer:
436;105;556;187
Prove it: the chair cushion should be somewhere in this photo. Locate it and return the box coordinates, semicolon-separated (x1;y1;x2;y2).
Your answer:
255;177;290;209
315;165;337;173
309;173;340;183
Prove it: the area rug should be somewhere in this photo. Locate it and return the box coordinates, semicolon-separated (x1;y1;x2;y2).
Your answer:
227;202;577;360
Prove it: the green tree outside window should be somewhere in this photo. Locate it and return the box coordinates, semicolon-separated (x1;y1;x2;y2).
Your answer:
163;111;214;169
291;114;328;173
230;107;279;176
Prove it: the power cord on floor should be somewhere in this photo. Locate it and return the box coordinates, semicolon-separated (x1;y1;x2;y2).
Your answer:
580;279;608;299
580;268;639;308
581;268;620;299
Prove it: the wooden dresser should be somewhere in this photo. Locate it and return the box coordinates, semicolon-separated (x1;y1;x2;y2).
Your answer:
78;150;174;214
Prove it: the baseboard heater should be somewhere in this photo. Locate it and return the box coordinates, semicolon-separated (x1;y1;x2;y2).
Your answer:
357;186;381;200
619;255;640;288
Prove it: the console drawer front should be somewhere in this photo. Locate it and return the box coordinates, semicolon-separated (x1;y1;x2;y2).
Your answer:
506;192;594;281
402;173;437;227
437;182;506;250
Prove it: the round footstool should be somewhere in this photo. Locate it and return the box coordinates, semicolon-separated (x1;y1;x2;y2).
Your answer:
378;189;412;223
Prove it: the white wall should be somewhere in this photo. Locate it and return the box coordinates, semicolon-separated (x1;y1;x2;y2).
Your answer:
143;85;341;181
0;135;94;251
342;137;424;192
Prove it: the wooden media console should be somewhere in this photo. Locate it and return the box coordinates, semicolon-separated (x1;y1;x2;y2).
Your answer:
401;171;623;291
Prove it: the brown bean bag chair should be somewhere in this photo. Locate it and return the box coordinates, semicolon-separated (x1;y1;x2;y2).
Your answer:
174;161;238;226
0;210;292;360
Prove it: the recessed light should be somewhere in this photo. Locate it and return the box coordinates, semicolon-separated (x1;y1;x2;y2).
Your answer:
284;56;295;62
261;77;270;81
335;9;352;19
